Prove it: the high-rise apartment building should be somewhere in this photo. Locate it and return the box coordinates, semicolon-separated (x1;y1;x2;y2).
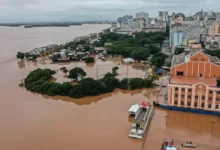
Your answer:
159;11;168;21
136;12;149;24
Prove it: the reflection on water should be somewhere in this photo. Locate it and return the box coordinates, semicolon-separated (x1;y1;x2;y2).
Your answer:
17;61;25;69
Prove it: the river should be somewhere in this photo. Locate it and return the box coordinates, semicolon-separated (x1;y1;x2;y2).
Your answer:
0;24;220;150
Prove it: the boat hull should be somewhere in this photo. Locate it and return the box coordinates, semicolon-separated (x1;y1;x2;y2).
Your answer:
129;107;153;139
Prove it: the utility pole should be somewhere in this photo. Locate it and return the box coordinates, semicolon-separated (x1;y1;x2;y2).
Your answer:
96;65;98;79
210;121;215;133
127;65;128;78
164;115;169;127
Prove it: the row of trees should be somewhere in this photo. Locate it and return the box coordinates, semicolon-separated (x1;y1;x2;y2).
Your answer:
204;49;220;58
16;52;39;60
24;67;158;98
102;32;168;67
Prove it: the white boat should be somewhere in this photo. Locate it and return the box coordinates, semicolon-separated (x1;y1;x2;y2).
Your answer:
129;102;153;139
181;141;196;148
128;104;141;116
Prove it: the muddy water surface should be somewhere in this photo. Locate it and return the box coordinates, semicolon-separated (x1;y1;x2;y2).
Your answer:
0;25;220;150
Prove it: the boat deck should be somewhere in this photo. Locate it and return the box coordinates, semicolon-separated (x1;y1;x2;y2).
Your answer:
136;109;146;121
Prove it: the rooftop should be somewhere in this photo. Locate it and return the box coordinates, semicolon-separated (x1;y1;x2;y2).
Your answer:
170;76;217;87
171;49;220;67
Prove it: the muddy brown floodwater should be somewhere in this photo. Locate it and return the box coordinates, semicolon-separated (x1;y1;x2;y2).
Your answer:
0;25;220;150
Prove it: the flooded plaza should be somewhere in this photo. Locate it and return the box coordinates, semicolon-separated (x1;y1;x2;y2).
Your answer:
0;25;220;150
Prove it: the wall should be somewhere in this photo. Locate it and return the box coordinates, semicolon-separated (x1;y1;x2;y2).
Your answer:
171;53;220;78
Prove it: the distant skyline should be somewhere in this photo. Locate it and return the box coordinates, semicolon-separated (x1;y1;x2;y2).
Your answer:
0;0;219;22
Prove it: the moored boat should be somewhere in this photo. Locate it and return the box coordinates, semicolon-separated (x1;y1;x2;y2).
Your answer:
128;104;140;116
181;141;196;148
128;101;153;139
161;139;178;150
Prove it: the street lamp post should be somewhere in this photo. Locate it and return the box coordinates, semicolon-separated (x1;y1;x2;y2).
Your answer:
210;121;215;134
164;115;169;127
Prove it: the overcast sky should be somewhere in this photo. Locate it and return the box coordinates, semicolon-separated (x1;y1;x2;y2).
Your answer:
0;0;219;22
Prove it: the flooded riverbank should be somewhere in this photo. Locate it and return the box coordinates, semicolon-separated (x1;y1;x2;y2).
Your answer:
0;25;220;150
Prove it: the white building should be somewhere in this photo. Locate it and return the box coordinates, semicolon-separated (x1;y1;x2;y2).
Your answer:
159;11;168;21
136;12;149;24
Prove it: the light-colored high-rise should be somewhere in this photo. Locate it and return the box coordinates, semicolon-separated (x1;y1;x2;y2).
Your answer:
159;11;168;21
136;12;149;24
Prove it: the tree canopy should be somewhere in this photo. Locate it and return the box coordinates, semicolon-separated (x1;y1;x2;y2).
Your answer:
68;67;86;81
174;47;185;55
151;53;168;68
131;47;150;61
105;32;167;61
23;67;158;99
16;52;25;60
85;57;95;63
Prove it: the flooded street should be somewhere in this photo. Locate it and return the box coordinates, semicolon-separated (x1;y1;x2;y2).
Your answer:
0;25;220;150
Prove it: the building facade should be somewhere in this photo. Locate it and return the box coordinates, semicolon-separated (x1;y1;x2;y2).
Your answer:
168;49;220;112
210;22;220;36
159;11;168;22
142;27;165;33
136;12;149;24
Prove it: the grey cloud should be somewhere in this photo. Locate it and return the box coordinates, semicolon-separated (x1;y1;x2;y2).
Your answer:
0;0;219;22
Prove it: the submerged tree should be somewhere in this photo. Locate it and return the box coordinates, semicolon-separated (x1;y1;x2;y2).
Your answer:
68;67;86;81
16;52;25;60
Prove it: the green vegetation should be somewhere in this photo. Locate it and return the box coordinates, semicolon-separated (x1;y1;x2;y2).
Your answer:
151;53;168;68
85;57;95;63
16;52;25;60
204;49;220;58
68;67;86;81
101;32;167;66
24;67;158;99
64;41;77;50
60;67;68;74
174;47;185;55
52;54;61;63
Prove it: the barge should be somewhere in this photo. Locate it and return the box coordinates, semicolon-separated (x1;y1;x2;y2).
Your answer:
129;101;153;139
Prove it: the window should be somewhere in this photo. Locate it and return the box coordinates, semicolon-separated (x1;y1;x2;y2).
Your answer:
195;96;198;99
181;95;185;98
217;91;220;95
194;103;198;107
200;74;203;77
174;101;178;105
181;88;185;92
202;96;205;100
208;104;212;109
194;58;198;61
209;97;212;101
188;95;191;99
175;94;178;98
188;89;192;92
176;71;184;76
175;88;178;91
187;102;191;106
214;74;216;77
181;101;184;106
201;59;204;61
216;105;219;109
216;98;220;101
201;103;205;108
209;90;213;94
